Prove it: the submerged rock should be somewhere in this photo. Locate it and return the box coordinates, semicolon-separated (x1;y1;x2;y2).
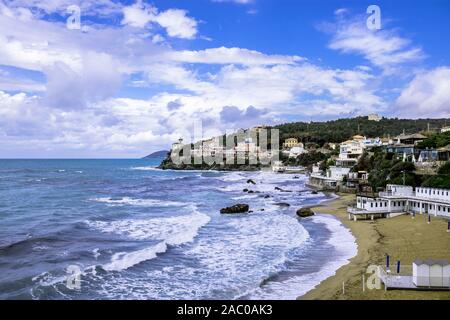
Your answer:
220;204;249;214
243;188;249;192
296;207;315;218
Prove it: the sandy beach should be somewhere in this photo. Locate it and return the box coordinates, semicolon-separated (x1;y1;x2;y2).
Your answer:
301;193;450;300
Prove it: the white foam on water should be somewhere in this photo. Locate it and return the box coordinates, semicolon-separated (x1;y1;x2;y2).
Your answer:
247;214;357;300
86;208;211;272
90;197;189;207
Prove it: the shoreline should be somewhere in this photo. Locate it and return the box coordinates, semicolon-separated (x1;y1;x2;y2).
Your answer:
300;192;450;300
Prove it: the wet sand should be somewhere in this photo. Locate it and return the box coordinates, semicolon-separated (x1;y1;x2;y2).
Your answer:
300;193;450;300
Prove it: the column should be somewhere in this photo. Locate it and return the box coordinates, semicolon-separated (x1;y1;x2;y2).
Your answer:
419;202;422;215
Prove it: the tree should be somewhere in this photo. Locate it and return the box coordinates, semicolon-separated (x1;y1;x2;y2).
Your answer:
421;161;450;189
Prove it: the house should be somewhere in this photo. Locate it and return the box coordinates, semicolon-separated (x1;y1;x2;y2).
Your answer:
368;113;382;122
394;133;427;145
308;166;350;190
413;260;450;288
336;139;364;167
348;184;450;220
171;138;184;151
441;126;450;133
283;138;299;149
288;143;305;158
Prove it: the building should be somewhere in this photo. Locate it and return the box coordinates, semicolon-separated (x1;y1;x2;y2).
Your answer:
441;126;450;133
413;260;450;288
283;138;299;149
288;143;305;158
368;114;382;122
336;139;364;167
394;133;427;145
362;137;382;148
348;184;450;220
272;161;286;173
308;166;350;190
171;138;184;151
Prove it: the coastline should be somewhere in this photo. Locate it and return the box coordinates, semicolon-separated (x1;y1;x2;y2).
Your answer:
300;192;450;300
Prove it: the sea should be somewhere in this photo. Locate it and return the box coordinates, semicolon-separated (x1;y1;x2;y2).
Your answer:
0;158;357;300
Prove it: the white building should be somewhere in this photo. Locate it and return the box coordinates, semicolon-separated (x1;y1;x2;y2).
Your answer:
348;184;450;220
413;260;450;288
308;166;350;190
288;143;306;158
336;139;364;167
441;126;450;133
368;114;382;122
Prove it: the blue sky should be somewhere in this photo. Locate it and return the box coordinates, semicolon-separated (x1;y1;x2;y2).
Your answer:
0;0;449;158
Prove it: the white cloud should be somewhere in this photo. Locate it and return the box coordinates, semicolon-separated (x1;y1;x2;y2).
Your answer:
324;18;424;72
121;1;198;39
395;67;450;118
152;9;198;39
166;47;303;65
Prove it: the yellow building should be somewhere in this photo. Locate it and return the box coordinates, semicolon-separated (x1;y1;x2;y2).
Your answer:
283;138;299;149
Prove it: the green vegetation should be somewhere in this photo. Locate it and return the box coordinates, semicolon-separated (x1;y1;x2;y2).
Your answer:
286;150;328;168
352;148;423;190
274;116;448;147
421;161;450;189
416;131;450;149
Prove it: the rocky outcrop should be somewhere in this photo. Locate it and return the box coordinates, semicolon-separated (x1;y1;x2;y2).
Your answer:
220;204;249;214
296;207;315;218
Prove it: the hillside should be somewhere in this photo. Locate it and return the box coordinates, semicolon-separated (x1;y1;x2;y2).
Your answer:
273;117;448;146
143;150;169;158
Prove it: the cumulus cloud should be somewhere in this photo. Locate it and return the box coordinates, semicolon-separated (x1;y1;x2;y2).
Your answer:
121;1;198;39
395;67;450;118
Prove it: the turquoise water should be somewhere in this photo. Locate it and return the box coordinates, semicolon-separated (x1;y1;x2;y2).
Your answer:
0;159;356;299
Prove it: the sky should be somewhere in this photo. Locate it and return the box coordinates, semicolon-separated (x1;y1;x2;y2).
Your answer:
0;0;449;158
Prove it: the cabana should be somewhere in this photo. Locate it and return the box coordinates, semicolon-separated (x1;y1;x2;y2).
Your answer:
413;260;450;288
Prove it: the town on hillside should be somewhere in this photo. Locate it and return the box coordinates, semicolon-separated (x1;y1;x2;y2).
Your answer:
162;115;450;220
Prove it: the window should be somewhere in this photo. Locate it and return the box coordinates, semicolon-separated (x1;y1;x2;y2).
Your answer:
371;203;373;208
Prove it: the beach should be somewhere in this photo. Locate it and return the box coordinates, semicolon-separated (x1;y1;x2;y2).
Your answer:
301;193;450;300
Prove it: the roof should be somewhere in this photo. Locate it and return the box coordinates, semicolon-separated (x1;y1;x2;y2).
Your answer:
395;133;427;140
438;144;450;152
413;259;450;266
353;135;365;140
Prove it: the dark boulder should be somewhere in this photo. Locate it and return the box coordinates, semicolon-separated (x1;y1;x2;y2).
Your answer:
311;190;318;194
296;207;315;218
264;195;270;198
243;188;249;192
247;179;256;185
248;190;254;194
220;204;249;214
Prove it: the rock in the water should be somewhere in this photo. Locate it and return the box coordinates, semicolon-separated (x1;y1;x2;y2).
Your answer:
274;202;290;207
260;208;265;211
247;179;256;185
243;188;249;192
293;176;300;179
296;207;315;218
248;190;254;194
264;195;270;198
274;186;292;192
220;204;249;214
311;190;318;194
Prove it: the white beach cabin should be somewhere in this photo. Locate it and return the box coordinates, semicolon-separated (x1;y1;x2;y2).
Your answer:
413;260;450;288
